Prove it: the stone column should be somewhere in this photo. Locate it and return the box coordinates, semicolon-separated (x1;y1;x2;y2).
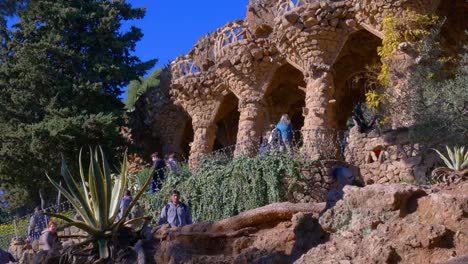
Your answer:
302;70;338;159
234;99;267;157
189;122;217;169
387;49;418;129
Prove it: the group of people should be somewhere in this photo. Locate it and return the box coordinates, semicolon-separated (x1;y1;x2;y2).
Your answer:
149;152;181;193
259;114;295;155
22;207;60;261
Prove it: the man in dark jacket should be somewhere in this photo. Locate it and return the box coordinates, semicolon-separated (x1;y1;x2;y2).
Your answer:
151;152;166;193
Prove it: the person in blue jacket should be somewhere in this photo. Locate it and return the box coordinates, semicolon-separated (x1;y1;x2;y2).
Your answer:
276;114;294;153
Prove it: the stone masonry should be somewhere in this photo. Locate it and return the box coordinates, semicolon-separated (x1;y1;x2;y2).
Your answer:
168;0;444;167
129;0;467;173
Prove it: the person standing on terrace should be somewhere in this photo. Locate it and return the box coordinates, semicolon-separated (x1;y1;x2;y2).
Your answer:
276;114;294;153
151;152;166;193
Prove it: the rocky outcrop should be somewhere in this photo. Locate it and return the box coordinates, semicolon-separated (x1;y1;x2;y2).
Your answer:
150;183;467;264
153;202;326;263
296;183;468;264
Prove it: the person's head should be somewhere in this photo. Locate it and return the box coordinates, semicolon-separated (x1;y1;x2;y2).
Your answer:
34;206;42;213
170;189;181;204
48;220;58;233
280;114;291;125
124;189;131;197
332;167;355;187
169;153;177;160
151;152;159;161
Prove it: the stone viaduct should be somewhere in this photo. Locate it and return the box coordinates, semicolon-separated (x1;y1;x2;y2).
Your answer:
167;0;444;166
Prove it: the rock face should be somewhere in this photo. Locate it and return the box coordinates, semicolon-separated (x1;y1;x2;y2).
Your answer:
296;183;468;264
151;183;467;264
153;202;327;263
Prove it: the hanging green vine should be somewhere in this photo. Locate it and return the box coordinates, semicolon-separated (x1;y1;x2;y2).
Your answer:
141;152;309;223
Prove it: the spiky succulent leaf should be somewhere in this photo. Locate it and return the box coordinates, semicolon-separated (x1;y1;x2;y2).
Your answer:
433;148;453;169
60;160;97;225
45;212;101;236
433;146;468;172
79;149;91;207
111;167;151;229
446;146;455;169
99;147;112;226
109;152;128;223
45;173;95;226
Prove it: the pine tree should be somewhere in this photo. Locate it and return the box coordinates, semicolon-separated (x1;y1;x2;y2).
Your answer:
0;0;156;208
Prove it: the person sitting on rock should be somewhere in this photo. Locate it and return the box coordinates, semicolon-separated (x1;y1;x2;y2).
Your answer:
158;190;192;227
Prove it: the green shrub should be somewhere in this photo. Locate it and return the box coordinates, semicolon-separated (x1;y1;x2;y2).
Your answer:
141;152;306;223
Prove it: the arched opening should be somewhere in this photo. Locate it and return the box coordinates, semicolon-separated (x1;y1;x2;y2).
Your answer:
264;63;306;137
179;118;194;160
213;93;240;150
332;30;383;129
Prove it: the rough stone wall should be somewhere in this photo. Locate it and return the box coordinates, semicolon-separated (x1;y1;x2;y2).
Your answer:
293;160;348;203
128;68;191;159
345;127;438;185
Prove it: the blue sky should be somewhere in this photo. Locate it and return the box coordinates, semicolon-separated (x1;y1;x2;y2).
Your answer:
123;0;249;100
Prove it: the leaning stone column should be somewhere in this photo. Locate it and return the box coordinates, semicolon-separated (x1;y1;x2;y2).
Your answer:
302;70;337;159
234;99;267;157
387;48;419;129
189;122;217;169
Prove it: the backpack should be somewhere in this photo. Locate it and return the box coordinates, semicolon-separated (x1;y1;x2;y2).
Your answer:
269;128;281;144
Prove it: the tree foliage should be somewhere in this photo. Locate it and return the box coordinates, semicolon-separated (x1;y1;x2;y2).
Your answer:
0;0;156;209
126;67;164;110
408;25;467;144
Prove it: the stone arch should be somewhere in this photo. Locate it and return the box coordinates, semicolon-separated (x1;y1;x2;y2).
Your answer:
213;92;240;150
264;63;306;137
331;29;383;129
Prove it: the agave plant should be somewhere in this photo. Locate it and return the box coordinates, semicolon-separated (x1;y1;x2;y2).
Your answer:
432;146;468;184
46;147;151;261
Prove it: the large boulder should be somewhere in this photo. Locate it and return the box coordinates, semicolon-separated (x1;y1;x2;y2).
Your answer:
296;183;468;264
